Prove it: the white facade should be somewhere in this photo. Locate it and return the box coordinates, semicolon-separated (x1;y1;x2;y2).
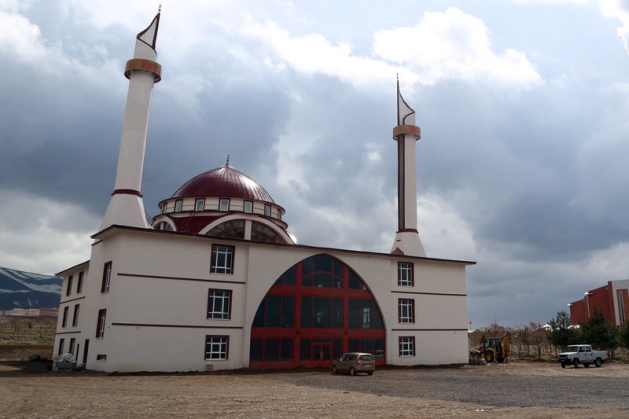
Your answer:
56;227;471;372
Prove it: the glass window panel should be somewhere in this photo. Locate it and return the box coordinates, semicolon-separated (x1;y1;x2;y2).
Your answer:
333;298;343;328
266;295;281;327
250;339;263;362
362;300;373;328
349;299;360;329
301;258;313;276
300;339;311;360
349;271;361;289
282;296;294;327
265;339;279;361
362;339;374;354
313;298;330;328
301;297;312;327
332;339;343;360
280;339;293;361
314;254;330;272
333;260;343;279
349;339;359;353
314;272;331;288
278;266;296;285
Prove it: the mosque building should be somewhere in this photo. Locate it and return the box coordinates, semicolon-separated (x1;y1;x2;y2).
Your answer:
54;11;474;372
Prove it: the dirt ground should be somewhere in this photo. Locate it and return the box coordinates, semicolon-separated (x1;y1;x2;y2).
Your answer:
1;361;628;418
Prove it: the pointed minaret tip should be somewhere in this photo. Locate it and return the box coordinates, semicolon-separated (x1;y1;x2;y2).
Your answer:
397;78;416;127
136;10;161;51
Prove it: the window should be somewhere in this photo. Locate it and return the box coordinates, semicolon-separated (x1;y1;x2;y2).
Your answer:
77;271;84;293
251;221;286;244
219;198;230;211
96;309;107;338
69;338;76;354
62;306;69;328
72;304;80;327
398;298;415;323
66;275;73;296
96;354;107;361
161;203;166;213
264;204;271;217
620;290;626;324
205;336;229;360
244;200;253;213
174;199;183;212
398;262;413;287
211;245;234;274
58;338;65;356
101;261;112;293
399;336;415;357
195;198;205;211
207;289;232;320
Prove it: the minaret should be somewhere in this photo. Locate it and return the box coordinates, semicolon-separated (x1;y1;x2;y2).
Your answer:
391;79;426;257
100;10;162;231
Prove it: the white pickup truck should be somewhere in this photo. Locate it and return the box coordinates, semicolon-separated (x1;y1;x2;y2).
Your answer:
558;344;607;368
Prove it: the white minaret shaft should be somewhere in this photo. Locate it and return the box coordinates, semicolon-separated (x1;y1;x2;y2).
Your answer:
100;12;162;231
391;80;426;257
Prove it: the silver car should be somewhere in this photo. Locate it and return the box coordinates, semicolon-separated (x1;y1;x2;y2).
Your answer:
332;352;375;376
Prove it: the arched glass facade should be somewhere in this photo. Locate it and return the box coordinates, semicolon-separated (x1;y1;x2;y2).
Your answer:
250;254;385;368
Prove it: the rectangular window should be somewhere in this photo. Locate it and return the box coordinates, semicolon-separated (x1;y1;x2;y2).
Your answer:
264;204;271;217
96;309;107;338
72;304;80;327
244;200;253;213
398;298;415;323
58;338;65;356
219;198;230;211
62;306;69;328
211;245;234;274
205;335;229;360
207;289;232;319
398;262;413;287
174;199;183;212
69;338;76;355
96;354;107;361
161;203;167;213
195;198;205;211
66;275;73;296
77;271;84;293
620;290;626;324
101;261;112;293
399;336;415;357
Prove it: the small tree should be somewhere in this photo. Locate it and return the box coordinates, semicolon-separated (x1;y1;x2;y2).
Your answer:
580;308;617;353
547;310;579;351
515;325;531;358
619;321;629;350
528;322;548;361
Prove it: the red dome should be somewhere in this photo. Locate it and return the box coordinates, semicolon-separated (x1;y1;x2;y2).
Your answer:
172;165;275;203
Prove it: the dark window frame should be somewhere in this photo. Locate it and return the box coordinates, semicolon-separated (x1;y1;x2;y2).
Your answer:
58;338;65;356
210;245;234;274
77;271;84;293
101;261;112;293
61;306;69;328
72;304;80;327
207;289;232;320
399;336;415;357
204;335;229;360
96;309;107;338
398;298;415;323
397;262;414;287
66;275;73;296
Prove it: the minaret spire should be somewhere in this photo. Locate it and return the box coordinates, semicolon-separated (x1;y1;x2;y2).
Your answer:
100;11;162;231
391;79;426;257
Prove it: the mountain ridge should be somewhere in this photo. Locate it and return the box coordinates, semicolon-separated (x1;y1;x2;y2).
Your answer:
0;266;62;310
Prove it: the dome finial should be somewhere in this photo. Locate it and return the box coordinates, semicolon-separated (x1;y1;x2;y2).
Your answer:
226;155;230;167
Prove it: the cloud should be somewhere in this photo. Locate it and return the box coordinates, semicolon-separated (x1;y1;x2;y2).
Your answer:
373;7;543;88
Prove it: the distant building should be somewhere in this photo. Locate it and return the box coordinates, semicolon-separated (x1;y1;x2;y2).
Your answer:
568;280;629;326
54;11;474;372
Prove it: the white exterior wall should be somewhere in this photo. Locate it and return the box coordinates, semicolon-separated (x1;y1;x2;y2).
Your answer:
60;227;470;372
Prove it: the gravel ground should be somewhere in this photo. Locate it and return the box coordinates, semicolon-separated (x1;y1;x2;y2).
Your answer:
1;360;628;418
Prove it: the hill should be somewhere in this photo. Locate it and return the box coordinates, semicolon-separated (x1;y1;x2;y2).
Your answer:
0;267;62;310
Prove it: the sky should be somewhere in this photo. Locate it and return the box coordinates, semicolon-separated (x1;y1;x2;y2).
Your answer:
2;0;629;328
